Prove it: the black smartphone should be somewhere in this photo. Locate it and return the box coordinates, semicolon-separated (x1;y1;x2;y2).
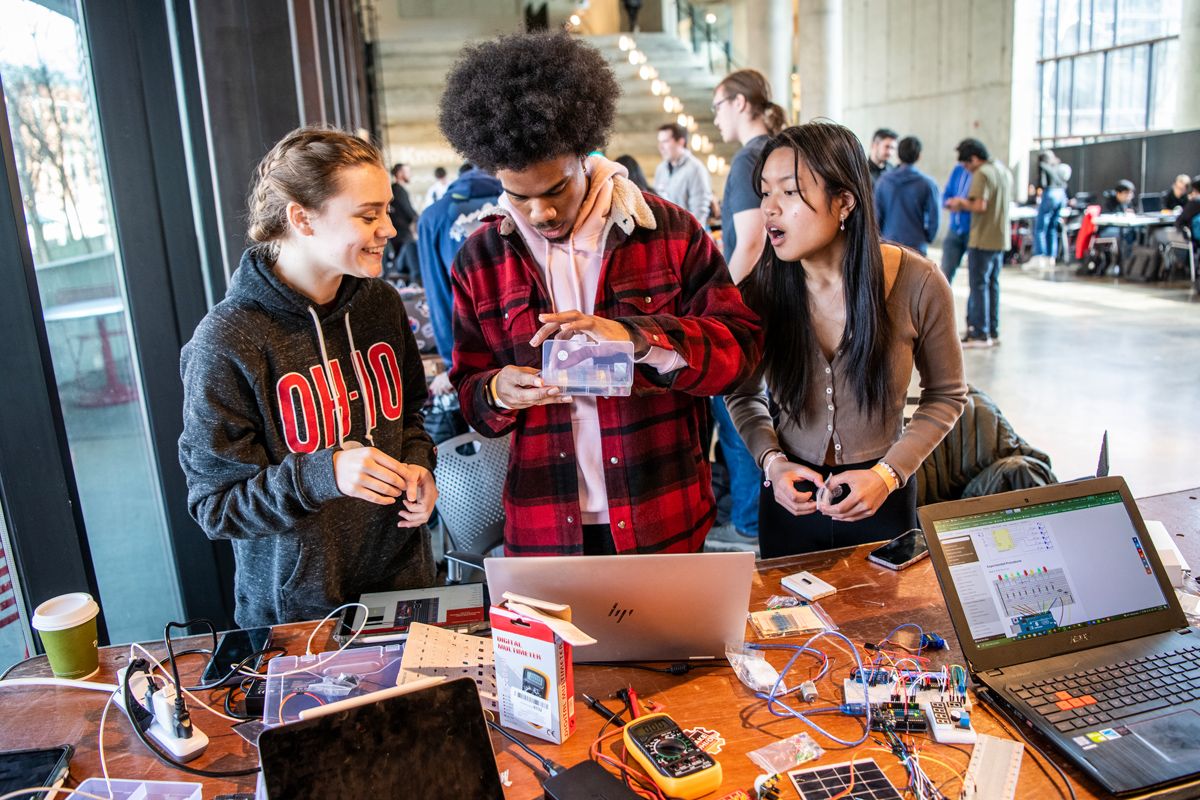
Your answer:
202;627;272;686
866;528;929;571
0;745;73;796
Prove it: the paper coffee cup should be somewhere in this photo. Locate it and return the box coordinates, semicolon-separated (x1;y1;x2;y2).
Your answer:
31;593;101;680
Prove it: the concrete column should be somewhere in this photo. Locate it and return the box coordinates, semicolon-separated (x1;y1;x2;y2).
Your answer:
1177;0;1200;131
794;0;842;122
740;0;793;118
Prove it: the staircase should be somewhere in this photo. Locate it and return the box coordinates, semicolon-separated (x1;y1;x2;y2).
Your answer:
584;32;738;196
374;25;737;200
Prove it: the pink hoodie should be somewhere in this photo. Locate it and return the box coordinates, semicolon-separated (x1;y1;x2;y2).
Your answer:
500;156;684;525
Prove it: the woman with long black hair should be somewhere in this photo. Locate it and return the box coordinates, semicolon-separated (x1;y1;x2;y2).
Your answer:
727;123;966;557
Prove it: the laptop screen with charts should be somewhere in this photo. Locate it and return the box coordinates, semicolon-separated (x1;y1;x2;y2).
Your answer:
256;677;503;800
484;551;755;662
920;477;1184;672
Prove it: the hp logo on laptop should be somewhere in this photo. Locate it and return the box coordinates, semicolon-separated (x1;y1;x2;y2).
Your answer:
608;603;634;623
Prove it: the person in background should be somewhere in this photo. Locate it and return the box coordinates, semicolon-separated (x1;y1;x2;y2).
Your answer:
940;144;974;285
1092;179;1138;272
388;163;418;252
620;0;643;31
873;135;939;255
867;128;898;185
653;123;712;225
615;154;652;194
417;164;503;390
711;67;785;540
1032;150;1071;267
438;32;761;556
1163;174;1191;211
945;138;1009;348
1175;176;1200;242
179;127;438;626
421;166;450;209
727;122;965;556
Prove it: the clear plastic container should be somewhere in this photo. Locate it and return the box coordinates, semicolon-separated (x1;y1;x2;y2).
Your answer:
541;339;633;397
262;644;404;727
70;778;202;799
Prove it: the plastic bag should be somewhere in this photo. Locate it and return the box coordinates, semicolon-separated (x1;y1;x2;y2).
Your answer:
747;731;825;774
726;645;783;694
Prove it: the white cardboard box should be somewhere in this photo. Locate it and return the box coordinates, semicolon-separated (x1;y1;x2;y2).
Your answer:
491;593;595;744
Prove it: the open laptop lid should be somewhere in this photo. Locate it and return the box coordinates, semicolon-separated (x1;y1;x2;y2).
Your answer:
484;551;755;662
919;476;1186;674
257;677;503;799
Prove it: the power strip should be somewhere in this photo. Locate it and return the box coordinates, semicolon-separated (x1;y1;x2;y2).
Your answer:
115;665;209;762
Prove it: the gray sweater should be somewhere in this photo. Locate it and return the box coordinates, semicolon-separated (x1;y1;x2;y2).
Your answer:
179;249;436;626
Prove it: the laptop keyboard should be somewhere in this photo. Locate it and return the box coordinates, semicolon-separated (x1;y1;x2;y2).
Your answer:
1012;646;1200;733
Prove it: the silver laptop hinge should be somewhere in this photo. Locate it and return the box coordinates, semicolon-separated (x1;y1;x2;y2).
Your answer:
983;669;1004;678
1177;628;1194;635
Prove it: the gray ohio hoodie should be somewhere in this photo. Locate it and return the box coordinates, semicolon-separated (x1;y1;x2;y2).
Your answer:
179;249;436;627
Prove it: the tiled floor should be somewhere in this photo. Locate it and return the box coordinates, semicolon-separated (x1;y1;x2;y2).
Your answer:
944;262;1200;498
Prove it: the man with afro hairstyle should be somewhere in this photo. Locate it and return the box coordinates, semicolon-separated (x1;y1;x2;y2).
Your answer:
440;32;762;557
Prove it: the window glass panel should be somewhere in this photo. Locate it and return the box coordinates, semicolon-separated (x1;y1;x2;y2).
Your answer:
1149;40;1177;131
1091;0;1116;48
1117;0;1178;43
1103;44;1149;132
1040;61;1057;140
1043;0;1059;59
1057;0;1081;55
0;0;182;644
1056;58;1073;138
1071;53;1103;135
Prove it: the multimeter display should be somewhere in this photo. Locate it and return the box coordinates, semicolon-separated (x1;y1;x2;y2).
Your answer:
625;715;716;779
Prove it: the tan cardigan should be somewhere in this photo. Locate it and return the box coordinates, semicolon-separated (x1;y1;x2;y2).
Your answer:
726;246;967;483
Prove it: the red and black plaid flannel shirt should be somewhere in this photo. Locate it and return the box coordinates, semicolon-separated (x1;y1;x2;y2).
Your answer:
449;189;762;556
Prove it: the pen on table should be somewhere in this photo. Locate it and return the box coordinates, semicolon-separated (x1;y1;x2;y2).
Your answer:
581;693;626;727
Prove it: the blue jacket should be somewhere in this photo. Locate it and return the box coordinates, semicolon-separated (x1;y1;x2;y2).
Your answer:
874;164;940;254
417;170;503;366
942;164;973;237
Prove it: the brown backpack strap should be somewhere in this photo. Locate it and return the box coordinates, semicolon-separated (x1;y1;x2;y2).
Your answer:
881;244;903;297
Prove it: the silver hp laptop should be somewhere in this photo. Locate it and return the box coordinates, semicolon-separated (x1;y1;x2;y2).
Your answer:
920;476;1200;796
484;551;754;662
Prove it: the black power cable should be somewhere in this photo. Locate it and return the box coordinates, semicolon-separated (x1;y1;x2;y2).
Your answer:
120;658;260;778
485;719;563;777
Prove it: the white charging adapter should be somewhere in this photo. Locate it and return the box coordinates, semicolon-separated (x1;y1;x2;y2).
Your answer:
115;665;209;762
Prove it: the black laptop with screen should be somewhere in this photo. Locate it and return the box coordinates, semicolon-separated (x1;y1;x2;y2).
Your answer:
920;477;1200;796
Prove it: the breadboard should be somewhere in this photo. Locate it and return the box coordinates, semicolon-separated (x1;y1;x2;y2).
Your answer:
841;678;971;709
396;622;497;711
961;733;1023;800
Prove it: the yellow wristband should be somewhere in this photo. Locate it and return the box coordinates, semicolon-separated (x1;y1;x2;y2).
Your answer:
871;462;899;493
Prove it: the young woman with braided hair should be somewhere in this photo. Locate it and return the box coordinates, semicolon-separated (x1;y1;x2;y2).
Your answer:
179;126;439;626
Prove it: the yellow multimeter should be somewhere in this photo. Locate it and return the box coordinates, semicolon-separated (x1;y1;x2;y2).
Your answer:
622;713;723;799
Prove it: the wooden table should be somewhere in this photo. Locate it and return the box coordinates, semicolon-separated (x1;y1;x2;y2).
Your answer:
6;490;1198;798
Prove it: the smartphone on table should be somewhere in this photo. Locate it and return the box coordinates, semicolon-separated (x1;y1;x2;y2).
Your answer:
202;627;273;686
0;745;73;797
866;528;929;570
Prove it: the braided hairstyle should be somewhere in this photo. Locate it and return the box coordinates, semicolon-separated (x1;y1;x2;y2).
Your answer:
247;126;385;258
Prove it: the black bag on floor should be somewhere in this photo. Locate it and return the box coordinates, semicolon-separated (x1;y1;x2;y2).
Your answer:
1122;245;1162;282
